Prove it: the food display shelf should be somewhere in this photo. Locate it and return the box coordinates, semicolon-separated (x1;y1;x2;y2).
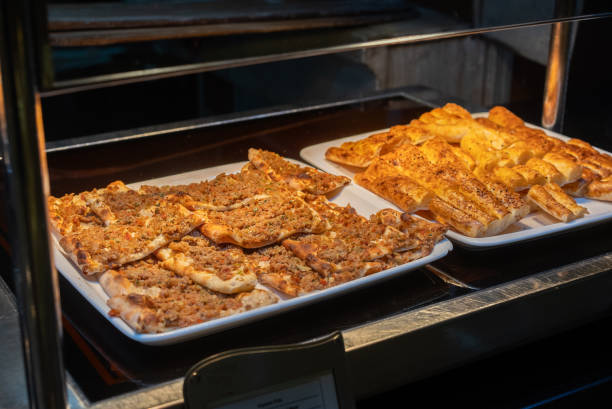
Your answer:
34;90;612;408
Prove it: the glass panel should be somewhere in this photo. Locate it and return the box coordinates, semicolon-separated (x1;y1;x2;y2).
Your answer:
46;1;612;89
42;18;612;151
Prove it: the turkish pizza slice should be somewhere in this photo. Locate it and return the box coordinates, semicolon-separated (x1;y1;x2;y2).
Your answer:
248;148;350;194
48;193;104;236
99;258;278;333
251;244;362;298
199;192;329;248
155;233;258;294
370;209;447;267
59;198;205;275
282;196;417;277
138;166;285;212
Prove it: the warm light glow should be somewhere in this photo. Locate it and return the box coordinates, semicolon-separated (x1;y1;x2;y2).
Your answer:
542;22;566;129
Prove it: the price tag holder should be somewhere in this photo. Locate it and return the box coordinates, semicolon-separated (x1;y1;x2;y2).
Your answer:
183;331;355;409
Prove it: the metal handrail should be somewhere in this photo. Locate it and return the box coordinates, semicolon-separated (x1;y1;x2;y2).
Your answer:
0;1;66;408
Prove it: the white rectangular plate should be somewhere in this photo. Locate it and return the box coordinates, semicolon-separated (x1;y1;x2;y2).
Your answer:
300;114;612;249
53;160;452;346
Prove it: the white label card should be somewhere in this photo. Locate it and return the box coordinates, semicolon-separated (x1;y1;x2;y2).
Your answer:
212;372;339;409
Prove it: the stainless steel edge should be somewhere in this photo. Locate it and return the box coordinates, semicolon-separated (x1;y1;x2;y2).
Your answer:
424;265;480;290
42;13;612;96
66;372;91;409
344;252;612;399
67;252;612;408
343;253;612;350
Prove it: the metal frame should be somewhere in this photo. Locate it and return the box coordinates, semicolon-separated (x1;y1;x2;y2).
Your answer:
1;1;612;408
0;1;65;409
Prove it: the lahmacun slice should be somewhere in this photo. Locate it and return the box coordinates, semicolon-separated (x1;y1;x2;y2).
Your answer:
81;180;147;225
48;193;103;236
100;259;278;333
139;167;282;212
370;209;447;246
199;193;329;248
59;199;205;275
282;198;415;276
252;245;361;298
248;148;350;194
371;209;447;268
155;234;257;294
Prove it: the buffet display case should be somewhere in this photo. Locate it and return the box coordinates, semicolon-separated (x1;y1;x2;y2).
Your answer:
1;1;612;408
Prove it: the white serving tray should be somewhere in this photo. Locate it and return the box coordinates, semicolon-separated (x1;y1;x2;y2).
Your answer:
53;160;453;346
300;115;612;249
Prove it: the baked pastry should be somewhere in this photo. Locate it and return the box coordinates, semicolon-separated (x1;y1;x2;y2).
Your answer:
248;148;350;194
283;197;415;276
59;198;205;275
48;193;103;236
382;143;512;237
155;234;258;294
354;158;433;213
199;193;329;248
139;167;280;212
324;131;394;168
527;183;587;222
100;259;277;333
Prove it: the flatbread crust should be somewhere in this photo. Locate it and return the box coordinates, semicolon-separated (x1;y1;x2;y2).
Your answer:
354;158;433;213
325;131;394;168
585;175;612;201
252;244;362;297
81;180;137;225
154;234;257;294
527;183;587;222
139;167;281;212
381;144;512;237
370;209;447;244
248;148;350;194
408;104;475;143
48;193;103;235
100;259;278;333
199;193;329;248
59;199;205;274
370;209;447;268
282;197;415;276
